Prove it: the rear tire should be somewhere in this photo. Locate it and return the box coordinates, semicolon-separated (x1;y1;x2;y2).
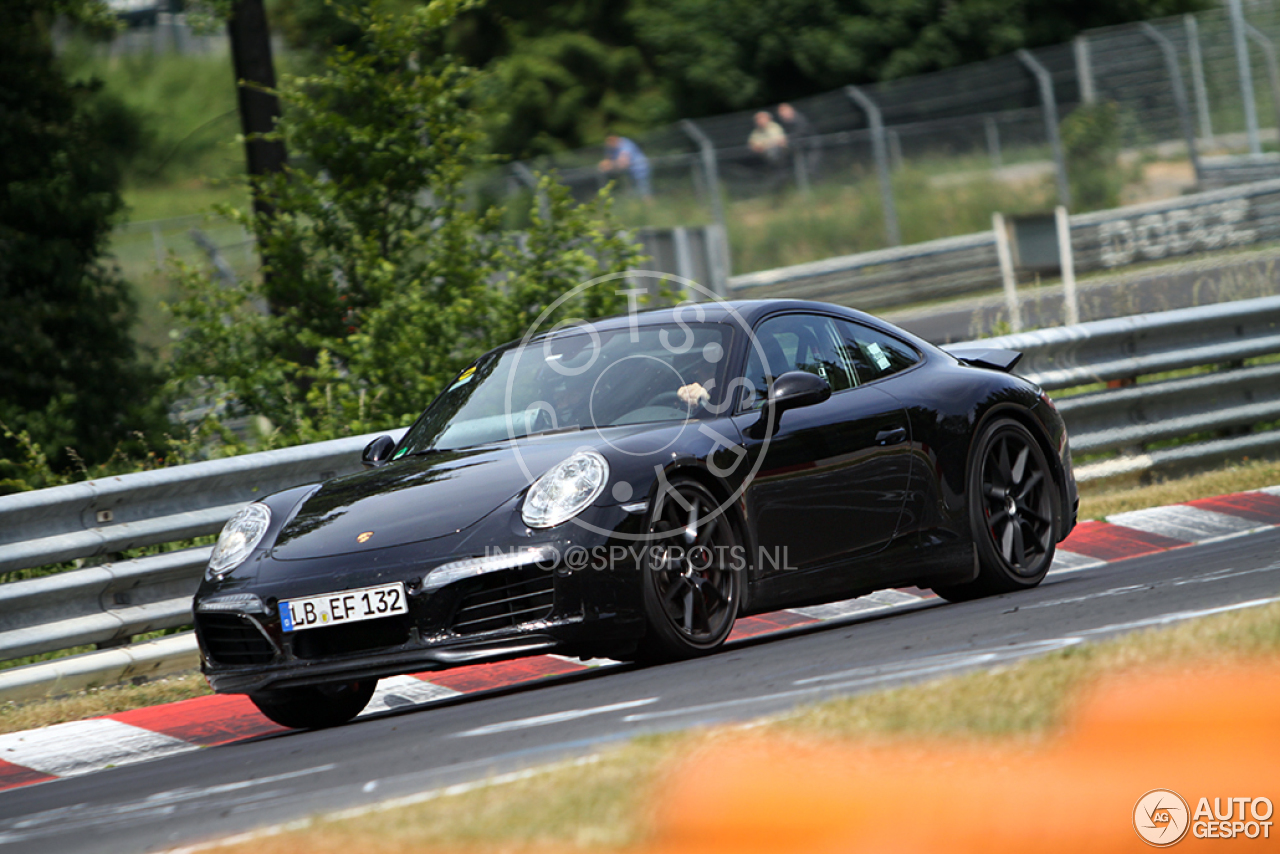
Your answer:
635;478;741;663
249;680;377;729
933;418;1057;602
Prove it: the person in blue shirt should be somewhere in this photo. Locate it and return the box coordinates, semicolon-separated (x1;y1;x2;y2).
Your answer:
599;134;652;200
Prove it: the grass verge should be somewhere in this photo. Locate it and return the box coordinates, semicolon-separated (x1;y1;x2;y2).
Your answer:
0;673;210;735
1078;457;1280;520
203;602;1280;854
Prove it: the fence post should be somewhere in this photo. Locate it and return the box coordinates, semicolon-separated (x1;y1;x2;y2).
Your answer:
992;212;1022;333
680;117;732;290
1017;49;1070;209
1055;205;1079;326
1184;14;1215;145
1228;0;1263;156
888;129;904;171
985;115;1003;169
511;162;549;222
1074;36;1095;104
843;85;901;246
151;222;166;268
1245;24;1280;146
791;146;811;197
1139;23;1202;182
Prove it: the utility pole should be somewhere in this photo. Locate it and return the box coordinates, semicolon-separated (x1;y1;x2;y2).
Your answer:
227;0;286;229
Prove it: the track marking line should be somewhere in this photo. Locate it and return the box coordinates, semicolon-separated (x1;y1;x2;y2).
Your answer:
453;698;659;737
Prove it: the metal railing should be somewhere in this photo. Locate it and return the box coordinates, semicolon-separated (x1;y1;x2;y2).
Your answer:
0;430;403;701
729;177;1280;311
2;295;1279;700
977;294;1280;481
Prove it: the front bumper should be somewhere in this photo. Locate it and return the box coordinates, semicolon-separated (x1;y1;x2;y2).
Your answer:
195;505;650;694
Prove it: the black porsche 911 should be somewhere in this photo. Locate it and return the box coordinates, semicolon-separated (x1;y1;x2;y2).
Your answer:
194;298;1077;728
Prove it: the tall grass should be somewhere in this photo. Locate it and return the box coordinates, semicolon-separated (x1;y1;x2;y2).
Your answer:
615;167;1055;274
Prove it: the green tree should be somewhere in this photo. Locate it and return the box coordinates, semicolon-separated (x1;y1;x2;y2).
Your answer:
0;0;168;469
270;0;1211;156
170;0;642;444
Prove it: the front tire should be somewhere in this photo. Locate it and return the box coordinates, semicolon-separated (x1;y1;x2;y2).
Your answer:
249;680;377;729
933;418;1058;602
636;478;741;662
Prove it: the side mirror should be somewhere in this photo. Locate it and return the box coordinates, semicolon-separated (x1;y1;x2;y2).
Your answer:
361;435;397;467
767;371;832;414
747;371;831;440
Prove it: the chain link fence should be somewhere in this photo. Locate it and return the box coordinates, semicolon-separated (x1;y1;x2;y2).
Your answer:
496;0;1280;277
112;2;1280;285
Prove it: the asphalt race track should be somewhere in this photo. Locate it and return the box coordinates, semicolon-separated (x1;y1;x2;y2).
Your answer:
2;526;1279;854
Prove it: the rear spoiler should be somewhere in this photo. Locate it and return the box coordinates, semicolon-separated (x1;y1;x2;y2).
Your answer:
941;346;1023;373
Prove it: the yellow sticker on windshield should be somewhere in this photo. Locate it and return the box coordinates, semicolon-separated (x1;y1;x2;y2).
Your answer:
451;366;477;388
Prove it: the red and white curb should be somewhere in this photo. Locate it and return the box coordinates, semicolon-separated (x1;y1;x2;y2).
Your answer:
2;486;1278;793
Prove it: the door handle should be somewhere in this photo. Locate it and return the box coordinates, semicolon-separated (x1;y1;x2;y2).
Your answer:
876;426;907;445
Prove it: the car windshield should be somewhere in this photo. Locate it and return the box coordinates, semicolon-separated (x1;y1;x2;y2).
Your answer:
399;322;733;453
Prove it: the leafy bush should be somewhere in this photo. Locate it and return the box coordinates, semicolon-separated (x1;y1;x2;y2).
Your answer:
169;0;642;445
1061;101;1123;212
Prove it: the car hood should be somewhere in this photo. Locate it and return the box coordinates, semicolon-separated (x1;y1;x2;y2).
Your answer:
269;431;630;561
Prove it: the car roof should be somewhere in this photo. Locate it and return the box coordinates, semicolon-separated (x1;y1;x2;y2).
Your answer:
521;298;887;344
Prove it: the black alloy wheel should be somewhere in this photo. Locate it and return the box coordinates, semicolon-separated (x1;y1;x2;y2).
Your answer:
934;418;1058;602
249;679;377;729
637;478;741;661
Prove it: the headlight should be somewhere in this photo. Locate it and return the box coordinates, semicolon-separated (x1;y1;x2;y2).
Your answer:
207;503;271;581
521;451;609;528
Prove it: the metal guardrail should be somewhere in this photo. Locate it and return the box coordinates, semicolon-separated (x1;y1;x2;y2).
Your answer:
976;294;1280;481
0;430;404;701
2;297;1280;699
730;178;1280;310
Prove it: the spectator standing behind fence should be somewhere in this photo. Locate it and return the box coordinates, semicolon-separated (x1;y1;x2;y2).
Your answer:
748;110;788;198
599;134;652;200
748;110;788;165
777;102;817;173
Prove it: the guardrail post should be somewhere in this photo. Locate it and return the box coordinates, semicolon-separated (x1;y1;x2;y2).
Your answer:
679;120;731;294
1139;23;1202;182
844;85;901;246
1228;0;1263;156
1245;24;1280;148
1185;14;1215;145
1016;49;1070;209
1055;205;1079;326
992;212;1022;332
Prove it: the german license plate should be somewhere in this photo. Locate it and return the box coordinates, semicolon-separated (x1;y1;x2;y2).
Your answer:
278;582;407;632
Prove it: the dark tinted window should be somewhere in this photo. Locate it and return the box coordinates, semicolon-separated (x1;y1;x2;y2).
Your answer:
740;314;852;409
833;319;919;383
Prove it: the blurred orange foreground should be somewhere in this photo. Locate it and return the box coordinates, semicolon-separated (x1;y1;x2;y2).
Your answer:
651;664;1280;853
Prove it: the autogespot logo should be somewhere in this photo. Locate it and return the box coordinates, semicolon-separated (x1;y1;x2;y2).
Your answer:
503;270;776;543
1134;789;1191;847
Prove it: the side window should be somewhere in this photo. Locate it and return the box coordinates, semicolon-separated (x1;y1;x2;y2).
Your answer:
833;319;919;382
740;314;852;409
